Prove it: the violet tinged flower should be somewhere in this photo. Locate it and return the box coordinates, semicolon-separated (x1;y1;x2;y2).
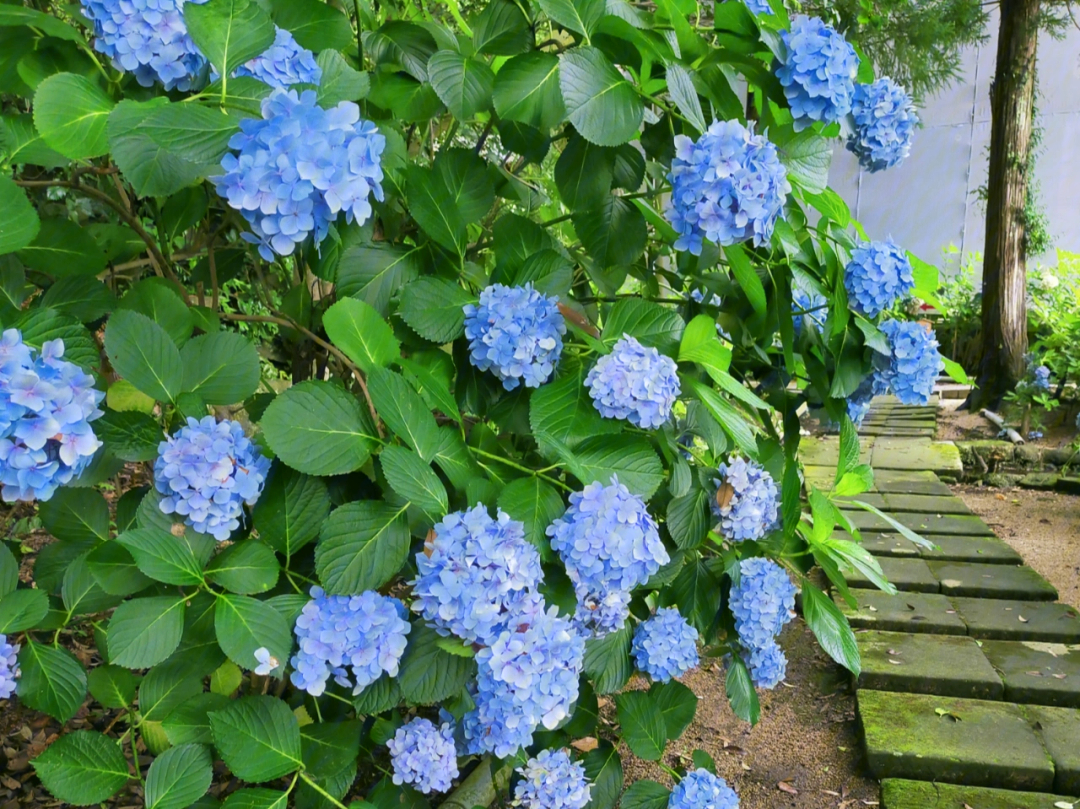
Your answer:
0;634;19;699
585;334;680;429
740;0;773;15
253;647;281;676
235;27;321;89
690;288;723;307
1033;364;1051;391
846;376;876;427
665;120;790;254
775;16;859;131
743;638;787;688
388;717;459;795
872;320;944;406
844;239;914;318
290;587;410;696
154;416;270;541
0;331;104;503
632;607;700;682
514;749;592;809
729;557;797;649
668;769;740;809
847;78;918;172
711;457;780;542
411;505;545;647
214;88;385;260
792;283;827;337
463;284;566;390
81;0;209;91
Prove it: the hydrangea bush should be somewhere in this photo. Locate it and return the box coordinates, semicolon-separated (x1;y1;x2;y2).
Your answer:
0;0;959;805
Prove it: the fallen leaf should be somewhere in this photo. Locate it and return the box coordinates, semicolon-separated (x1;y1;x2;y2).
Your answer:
1053;801;1074;808
1053;673;1068;679
945;609;957;614
571;737;598;753
868;605;878;612
888;649;900;655
888;659;902;665
1019;615;1029;623
1025;670;1044;677
777;782;798;795
821;790;841;797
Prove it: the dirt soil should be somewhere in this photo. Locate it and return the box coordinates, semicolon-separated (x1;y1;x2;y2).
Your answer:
937;403;1080;448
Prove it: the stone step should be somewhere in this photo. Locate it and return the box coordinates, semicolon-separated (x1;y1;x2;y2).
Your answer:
881;779;1080;809
880;493;973;514
951;597;1080;642
838;590;967;635
1023;704;1080;794
870;439;962;474
873;469;954;496
857;690;1056;791
845;532;1024;564
982;640;1080;708
929;561;1058;601
841;509;994;536
856;630;1003;699
845;556;940;593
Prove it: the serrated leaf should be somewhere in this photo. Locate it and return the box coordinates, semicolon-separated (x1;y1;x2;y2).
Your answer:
17;641;87;723
206;541;279;594
95;409;162;462
323;297;400;374
580;740;622;809
252;465;330;558
780;129;831;194
116;527;205;586
163;692;232;746
649;679;697;740
801;582;860;676
530;363;620;448
367;366;440;460
0;175;40;255
18;218;106;278
615;691;667;760
108;596;187;669
428;50;494;120
33;731;128;805
214;593;292;671
569;435;665;499
539;0;605;36
497;477;564;560
665;63;707;132
380;445;448;522
87;664;137;709
316;50;370;107
33;73;113;159
583;623;632;694
0;588;49;633
180;331;260;405
104;310;184;403
601;298;684;356
621;780;669;809
667;488;710;550
397;623;475;705
315;501;409;595
559;47;643;146
209;696;303;783
493;52;565;131
145;743;213;809
39;487;109;543
724;654;759;723
185;0;276;76
573;195;646;268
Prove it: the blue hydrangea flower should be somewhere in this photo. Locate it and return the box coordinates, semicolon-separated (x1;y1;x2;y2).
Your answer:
792;283;827;337
236;27;321;89
0;331;104;503
873;320;944;406
463;284;566;390
388;717;459;795
729;557;797;649
712;457;780;542
0;634;19;699
743;638;787;688
669;769;740;809
290;587;411;696
844;240;914;318
847;78;918;172
846;376;876;427
1033;365;1051;391
1029;430;1044;440
740;0;773;15
775;17;859;131
632;607;700;682
411;505;545;647
666;120;791;254
690;288;723;307
154;416;270;541
572;588;634;638
214;89;385;260
585;335;680;429
470;607;586;757
253;646;282;677
514;749;592;809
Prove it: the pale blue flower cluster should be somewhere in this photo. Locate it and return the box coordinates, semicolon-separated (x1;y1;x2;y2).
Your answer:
844;239;914;318
290;587;410;696
792;283;827;337
0;331;103;503
711;457;780;542
0;634;19;699
729;557;797;688
846;377;876;426
632;607;700;682
214;89;385;260
387;717;459;795
154;416;270;541
690;288;723;307
548;477;670;636
873;320;944;406
236;27;321;89
1033;364;1051;391
514;749;592;809
741;0;773;15
81;0;209;91
847;78;918;172
669;769;740;809
776;17;859;131
466;608;586;757
412;505;545;647
585;335;680;429
666;120;790;254
463;284;566;390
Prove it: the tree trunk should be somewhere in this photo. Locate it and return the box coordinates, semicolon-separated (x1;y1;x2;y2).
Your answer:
967;0;1040;409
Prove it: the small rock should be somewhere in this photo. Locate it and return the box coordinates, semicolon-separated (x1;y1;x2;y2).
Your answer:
1018;472;1060;490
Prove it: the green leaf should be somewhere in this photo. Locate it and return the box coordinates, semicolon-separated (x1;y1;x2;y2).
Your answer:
117;527;206;586
39;488;109;543
0;543;15;598
185;0;276;76
660;559;719;636
615;691;667;760
15;308;99;375
315;50;370;107
222;788;289;809
397;622;475;705
369;367;443;461
649;679;697;740
0;5;86;43
107;100;211;198
724;243;766;316
86;542;152;597
142;103;240;167
323;297;400;373
601;298;684;356
95;409;163;462
0;175;40;254
180;331;260;404
0;588;49;632
539;0;605;36
405;163;467;254
621;780;669;809
682;377;758;454
108;596;187;669
497;477;564;559
942;356;971;385
353;673;402;715
574;195;647;268
583;623;632;694
1;112;69;169
559;47;643;146
104;309;184;403
260;381;379;476
33;731;128;805
87;664;137;709
33;73;113;159
530;363;620;448
666;488;709;550
380;445;448;522
62;553;119;615
580;740;622;809
17;642;87;723
300;720;363;779
399;356;461;422
569;435;665;499
804;187;850;227
665;63;707;132
210;660;242;695
801;582;860;675
214;593;292;671
836;416;859;483
251;465;329;558
780;129;831;194
493;52;566;131
473;0;532;55
398;277;471;344
17;218;106;277
139;660;208;723
428;50;494;120
555;133;615;209
270;0;353;51
209;696;303;783
435;148;494;224
206;541;279;594
41;276;116;322
145;743;213;809
336;242;422;316
724;654;759;724
163;692;232;746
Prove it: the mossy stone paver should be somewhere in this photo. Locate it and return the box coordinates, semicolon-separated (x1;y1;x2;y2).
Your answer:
837;590;966;635
846;556;940;593
871;440;963;474
854;532;921;558
857;689;1055;790
929;562;1058;601
856;630;1003;699
881;779;1080;809
833;492;889;510
873;469;954;496
800;437;874;468
881;493;973;515
981;640;1080;707
952;597;1080;642
917;535;1023;565
1024;704;1080;794
841;508;994;536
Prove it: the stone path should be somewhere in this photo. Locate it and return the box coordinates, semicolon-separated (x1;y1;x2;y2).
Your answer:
820;399;1080;807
